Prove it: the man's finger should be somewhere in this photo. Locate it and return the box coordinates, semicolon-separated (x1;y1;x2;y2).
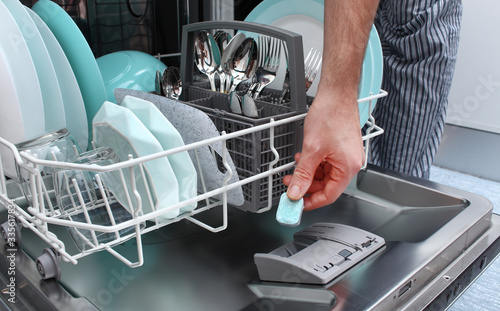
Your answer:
286;152;323;201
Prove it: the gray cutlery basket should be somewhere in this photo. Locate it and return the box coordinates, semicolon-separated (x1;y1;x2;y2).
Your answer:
180;21;311;212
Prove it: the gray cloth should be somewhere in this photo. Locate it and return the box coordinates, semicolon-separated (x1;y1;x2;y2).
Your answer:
369;0;463;178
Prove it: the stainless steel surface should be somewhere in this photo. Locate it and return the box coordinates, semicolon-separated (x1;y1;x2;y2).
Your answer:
154;70;162;95
434;124;500;182
402;216;500;310
229;90;243;115
280;46;322;103
0;166;496;310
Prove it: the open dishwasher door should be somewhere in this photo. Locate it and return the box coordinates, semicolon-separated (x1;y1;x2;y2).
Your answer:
1;165;499;311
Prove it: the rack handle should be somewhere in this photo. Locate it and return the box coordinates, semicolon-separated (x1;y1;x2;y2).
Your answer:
180;20;307;112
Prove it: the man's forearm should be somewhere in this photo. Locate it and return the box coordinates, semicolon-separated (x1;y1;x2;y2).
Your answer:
285;0;381;209
319;0;380;98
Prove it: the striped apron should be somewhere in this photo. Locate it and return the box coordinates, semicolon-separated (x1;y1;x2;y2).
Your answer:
369;0;463;178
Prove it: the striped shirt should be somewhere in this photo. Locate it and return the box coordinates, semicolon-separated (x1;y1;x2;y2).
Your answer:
369;0;462;178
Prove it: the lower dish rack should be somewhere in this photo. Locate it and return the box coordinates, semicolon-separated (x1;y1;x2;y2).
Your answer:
0;90;386;280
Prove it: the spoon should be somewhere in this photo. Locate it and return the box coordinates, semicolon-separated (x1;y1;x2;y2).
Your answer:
220;32;246;93
242;94;259;118
229;92;259;118
214;31;232;93
194;30;220;91
228;37;259;93
162;66;182;99
226;37;259;115
229;91;242;115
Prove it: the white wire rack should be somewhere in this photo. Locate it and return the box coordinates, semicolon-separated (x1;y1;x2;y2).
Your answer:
0;90;386;279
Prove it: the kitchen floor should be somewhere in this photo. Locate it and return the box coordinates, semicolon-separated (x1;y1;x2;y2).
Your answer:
429;166;500;311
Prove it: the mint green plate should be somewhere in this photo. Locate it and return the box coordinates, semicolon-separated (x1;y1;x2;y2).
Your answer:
121;96;197;214
32;0;107;146
97;51;167;103
93;101;180;221
26;7;88;152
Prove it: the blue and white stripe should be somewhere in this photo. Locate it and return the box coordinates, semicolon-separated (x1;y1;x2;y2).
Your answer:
369;0;463;178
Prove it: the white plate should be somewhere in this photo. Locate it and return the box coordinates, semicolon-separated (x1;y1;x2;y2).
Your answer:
0;1;45;178
121;96;198;214
93;101;180;221
26;7;88;152
245;0;383;127
32;0;108;148
3;0;66;133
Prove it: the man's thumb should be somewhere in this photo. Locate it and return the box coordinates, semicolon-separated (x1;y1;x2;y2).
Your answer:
286;154;320;201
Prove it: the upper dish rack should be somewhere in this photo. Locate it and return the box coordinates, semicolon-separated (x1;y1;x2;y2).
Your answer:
0;20;387;281
179;21;384;212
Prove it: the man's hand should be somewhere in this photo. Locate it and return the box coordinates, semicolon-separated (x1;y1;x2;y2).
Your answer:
283;89;365;211
283;0;380;211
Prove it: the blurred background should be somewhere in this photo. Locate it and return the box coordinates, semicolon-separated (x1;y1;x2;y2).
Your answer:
19;0;263;67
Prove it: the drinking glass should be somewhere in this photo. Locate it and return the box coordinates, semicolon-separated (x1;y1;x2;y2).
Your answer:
53;147;144;251
16;128;80;210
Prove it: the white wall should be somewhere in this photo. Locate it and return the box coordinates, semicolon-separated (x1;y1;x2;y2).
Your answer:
446;0;500;134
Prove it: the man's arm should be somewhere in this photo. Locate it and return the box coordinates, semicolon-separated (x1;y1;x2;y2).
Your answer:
283;0;380;211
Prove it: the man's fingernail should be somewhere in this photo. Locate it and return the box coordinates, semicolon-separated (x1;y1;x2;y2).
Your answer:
288;185;301;200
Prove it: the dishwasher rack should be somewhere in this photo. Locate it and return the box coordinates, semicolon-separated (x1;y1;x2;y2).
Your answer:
0;19;387;281
0;91;386;281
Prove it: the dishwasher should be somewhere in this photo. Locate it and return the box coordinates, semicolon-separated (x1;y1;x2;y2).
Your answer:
1;19;499;311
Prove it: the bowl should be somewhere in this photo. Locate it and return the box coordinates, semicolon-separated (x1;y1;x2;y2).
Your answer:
96;50;167;102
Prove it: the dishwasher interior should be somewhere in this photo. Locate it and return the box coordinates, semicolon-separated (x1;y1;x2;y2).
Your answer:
1;165;498;311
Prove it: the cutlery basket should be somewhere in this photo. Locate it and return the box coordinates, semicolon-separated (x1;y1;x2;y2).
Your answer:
180;21;310;212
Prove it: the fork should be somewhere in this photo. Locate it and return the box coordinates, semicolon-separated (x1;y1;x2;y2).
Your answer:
304;47;322;93
279;47;322;103
248;36;281;99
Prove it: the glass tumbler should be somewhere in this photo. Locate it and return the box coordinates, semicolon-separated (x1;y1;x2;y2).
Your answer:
53;147;144;251
16;128;80;210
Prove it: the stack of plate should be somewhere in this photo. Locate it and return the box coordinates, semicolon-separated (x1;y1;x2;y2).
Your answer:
0;0;166;179
0;0;102;177
92;97;198;221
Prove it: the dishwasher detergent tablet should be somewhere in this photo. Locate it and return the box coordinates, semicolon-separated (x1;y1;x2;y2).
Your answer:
276;193;304;226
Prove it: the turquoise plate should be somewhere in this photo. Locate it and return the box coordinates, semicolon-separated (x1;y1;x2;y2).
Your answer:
32;0;107;146
245;0;383;127
97;50;167;103
26;7;88;152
